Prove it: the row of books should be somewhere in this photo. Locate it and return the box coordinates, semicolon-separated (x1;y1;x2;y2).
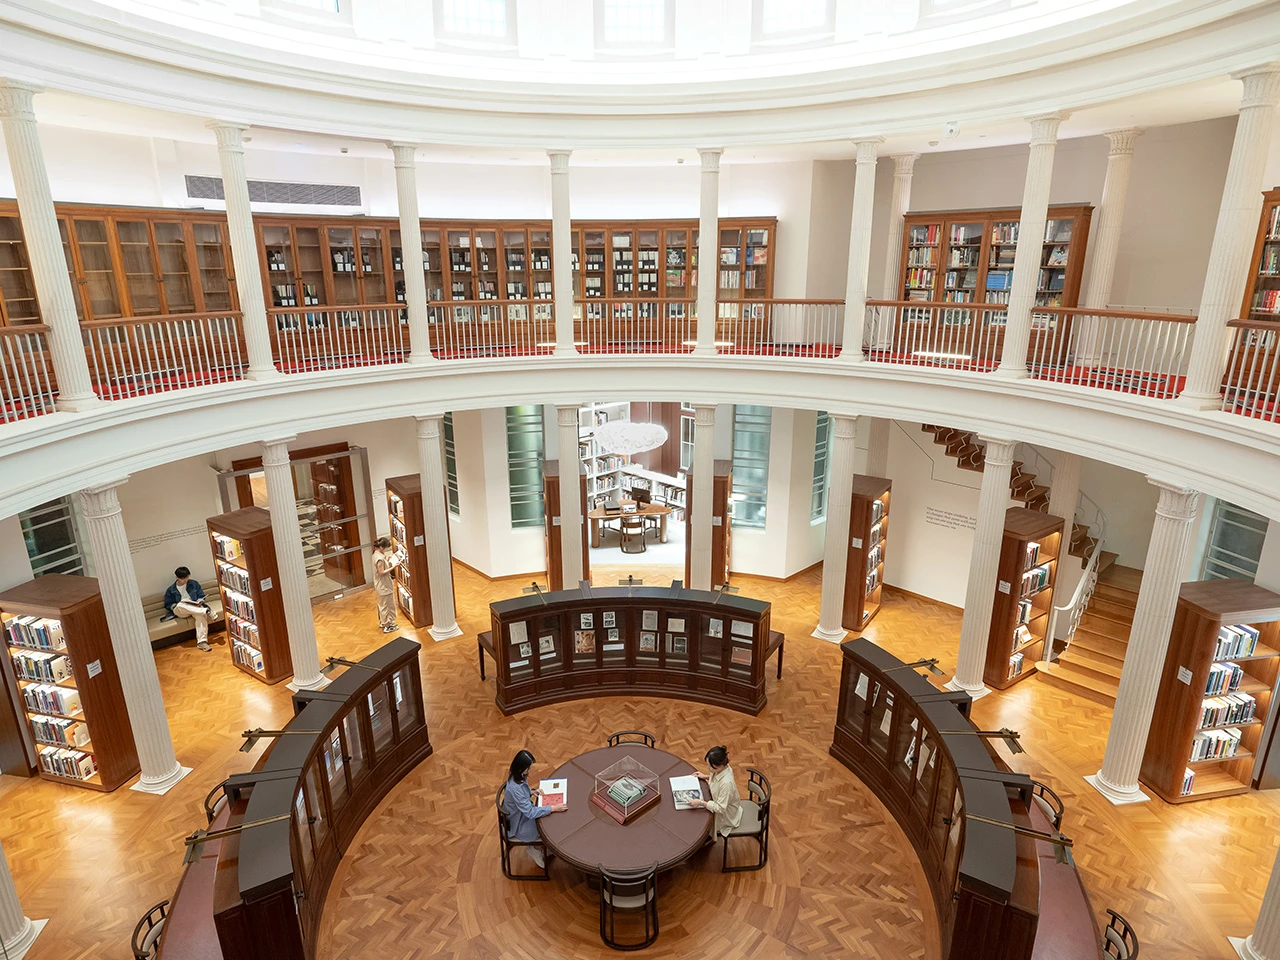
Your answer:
903;267;935;290
22;682;81;718
1190;727;1243;762
39;744;97;781
1267;205;1280;239
1181;767;1195;796
1008;652;1026;678
986;290;1011;305
986;271;1010;291
30;713;90;749
1038;269;1066;292
1216;623;1261;661
909;224;940;245
865;567;881;594
1024;540;1042;570
870;520;884;545
11;650;72;684
948;248;981;268
1206;661;1246;696
944;291;975;303
1259;245;1279;276
992;222;1020;244
1020;564;1051;597
218;559;251;596
1016;598;1034;626
1014;624;1034;648
866;542;884;574
396;583;414;620
1253;290;1280;314
223;589;256;623
4;615;65;651
212;533;243;561
1199;692;1257;729
228;616;259;647
944;269;978;288
870;497;886;524
906;248;935;267
390;515;407;544
270;285;320;308
232;640;265;674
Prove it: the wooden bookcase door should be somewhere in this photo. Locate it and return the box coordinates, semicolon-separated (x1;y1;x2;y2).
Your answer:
0;215;40;324
1242;188;1280;320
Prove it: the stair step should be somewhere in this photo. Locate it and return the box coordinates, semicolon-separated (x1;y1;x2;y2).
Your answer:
1077;612;1132;642
1097;550;1120;573
1060;647;1124;682
1035;659;1119;707
1088;595;1136;624
1070;630;1130;661
1094;581;1140;604
1068;537;1098;560
1013;484;1051;503
1099;564;1144;593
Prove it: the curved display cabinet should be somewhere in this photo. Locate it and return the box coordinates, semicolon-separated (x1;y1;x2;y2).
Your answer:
156;637;431;960
484;581;784;716
830;639;1102;960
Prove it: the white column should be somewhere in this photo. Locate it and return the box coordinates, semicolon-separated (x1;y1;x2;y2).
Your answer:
946;438;1017;698
689;404;717;590
1179;64;1280;408
260;438;328;688
415;416;464;640
1045;451;1081;532
1232;843;1280;960
555;404;585;588
78;481;191;793
813;416;857;641
996;112;1069;379
842;137;883;361
390;142;435;365
548;150;577;356
1087;480;1199;804
0;80;100;411
864;417;891;478
880;154;920;300
208;120;279;380
0;839;44;960
694;148;723;357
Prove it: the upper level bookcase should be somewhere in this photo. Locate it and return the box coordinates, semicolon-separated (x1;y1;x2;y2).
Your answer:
1244;188;1280;320
898;204;1093;311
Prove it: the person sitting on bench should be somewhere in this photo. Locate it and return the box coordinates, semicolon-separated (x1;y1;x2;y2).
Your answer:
162;566;218;651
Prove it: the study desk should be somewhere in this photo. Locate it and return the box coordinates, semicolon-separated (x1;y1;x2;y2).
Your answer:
586;504;674;547
538;744;712;874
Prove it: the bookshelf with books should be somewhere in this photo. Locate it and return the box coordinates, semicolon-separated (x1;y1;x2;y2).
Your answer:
843;476;892;632
983;508;1065;690
1244;188;1280;320
311;455;364;590
684;460;733;589
207;507;292;685
578;401;633;502
543;461;590;592
622;466;688;522
0;574;140;791
383;474;453;630
1141;580;1280;804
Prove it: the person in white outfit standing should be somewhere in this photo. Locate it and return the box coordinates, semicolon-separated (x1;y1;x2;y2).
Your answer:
163;565;217;651
372;537;400;633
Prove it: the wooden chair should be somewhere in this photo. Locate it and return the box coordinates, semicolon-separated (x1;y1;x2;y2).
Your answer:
598;862;659;951
131;901;169;959
723;767;770;873
203;778;229;825
1030;779;1064;831
607;730;656;748
619;515;646;554
496;783;549;881
1102;910;1139;959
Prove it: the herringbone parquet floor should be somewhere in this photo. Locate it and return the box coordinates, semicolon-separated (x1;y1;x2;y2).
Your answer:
2;561;1278;959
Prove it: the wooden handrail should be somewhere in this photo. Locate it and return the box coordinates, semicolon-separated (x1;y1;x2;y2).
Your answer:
1228;317;1280;330
267;303;402;315
866;299;1009;312
80;311;242;330
865;299;1197;323
0;323;50;336
573;297;697;304
731;298;844;306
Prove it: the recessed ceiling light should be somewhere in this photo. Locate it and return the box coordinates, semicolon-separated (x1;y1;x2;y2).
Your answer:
928;140;939;147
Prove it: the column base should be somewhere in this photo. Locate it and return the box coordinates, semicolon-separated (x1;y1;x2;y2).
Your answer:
993;363;1030;380
287;674;332;692
54;393;105;412
944;676;990;700
131;763;192;796
406;350;437;365
1230;935;1267;960
429;622;464;642
1084;772;1150;805
691;345;716;358
811;624;848;643
2;916;47;959
243;366;283;381
552;344;578;358
1174;389;1224;411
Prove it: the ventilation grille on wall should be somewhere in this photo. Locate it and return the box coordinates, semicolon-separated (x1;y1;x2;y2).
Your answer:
185;175;362;207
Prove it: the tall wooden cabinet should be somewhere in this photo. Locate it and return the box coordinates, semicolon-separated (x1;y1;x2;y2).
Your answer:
685;460;733;588
1141;580;1280;804
311;454;364;590
0;574;140;791
1244;188;1280;320
384;474;455;630
843;477;892;632
543;462;590;591
983;508;1064;690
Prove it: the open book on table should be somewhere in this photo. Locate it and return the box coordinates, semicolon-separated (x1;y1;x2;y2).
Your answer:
670;774;702;810
538;778;567;807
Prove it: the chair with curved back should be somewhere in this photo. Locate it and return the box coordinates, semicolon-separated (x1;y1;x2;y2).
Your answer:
607;730;656;748
203;778;229;825
1030;779;1064;831
722;767;770;872
598;861;659;951
496;783;550;881
1102;909;1139;959
619;515;647;554
131;901;170;959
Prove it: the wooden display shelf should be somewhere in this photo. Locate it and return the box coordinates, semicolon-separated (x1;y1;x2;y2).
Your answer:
0;574;140;791
1141;579;1280;804
983;507;1065;690
843;476;891;632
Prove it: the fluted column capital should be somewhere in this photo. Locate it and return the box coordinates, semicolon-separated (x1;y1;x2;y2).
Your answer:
1148;478;1200;520
555;404;580;428
78;479;130;518
1026;112;1070;145
852;137;884;163
831;415;858;440
416;414;443;440
1233;62;1280;108
206;119;251;153
697;147;723;172
693;404;717;427
979;437;1018;465
891;153;919;176
547;149;572;174
260;436;296;466
1104;128;1144;156
0;79;40;122
389;142;419;168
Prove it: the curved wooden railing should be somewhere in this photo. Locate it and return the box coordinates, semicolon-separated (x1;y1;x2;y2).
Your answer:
81;312;246;398
574;297;696;354
716;298;844;358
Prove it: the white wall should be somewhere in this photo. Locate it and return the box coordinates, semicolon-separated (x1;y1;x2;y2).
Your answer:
0;515;33;593
1073;457;1159;568
806;159;854;300
1256;520;1280;595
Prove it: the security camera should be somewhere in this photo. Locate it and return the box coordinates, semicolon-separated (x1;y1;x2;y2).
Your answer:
945;121;960;138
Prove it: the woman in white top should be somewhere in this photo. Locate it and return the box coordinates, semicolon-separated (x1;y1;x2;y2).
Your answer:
371;537;398;633
686;745;742;838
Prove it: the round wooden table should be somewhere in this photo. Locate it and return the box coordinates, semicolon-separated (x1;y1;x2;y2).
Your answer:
538;745;711;874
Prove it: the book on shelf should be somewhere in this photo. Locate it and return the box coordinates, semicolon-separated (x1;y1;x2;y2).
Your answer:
223;590;256;622
1044;246;1070;267
866;543;884;573
211;533;242;561
992;222;1019;244
1020;564;1051;597
950;224;982;244
538;778;567;807
5;615;65;650
1254;290;1280;314
1016;598;1033;625
1181;767;1195;796
907;248;935;267
396;583;413;619
670;774;702;809
39;744;97;780
1009;652;1025;678
232;640;265;673
22;682;81;717
217;559;251;595
228;617;259;646
870;498;886;524
30;713;90;748
1215;623;1261;660
986;291;1011;305
1025;541;1041;569
11;650;73;683
1199;692;1257;728
865;567;881;594
909;224;940;245
1268;204;1280;238
1044;221;1073;243
1013;624;1033;648
1205;661;1245;696
1190;727;1243;762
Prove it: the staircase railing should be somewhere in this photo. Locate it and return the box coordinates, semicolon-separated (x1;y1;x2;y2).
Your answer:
1047;539;1105;663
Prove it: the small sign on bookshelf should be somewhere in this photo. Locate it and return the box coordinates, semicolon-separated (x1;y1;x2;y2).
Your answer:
552;517;562;527
997;580;1011;594
260;577;273;591
1177;666;1193;685
86;659;102;679
413;535;424;546
851;537;863;548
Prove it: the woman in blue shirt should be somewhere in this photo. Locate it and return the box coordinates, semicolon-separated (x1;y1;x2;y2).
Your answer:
501;749;567;868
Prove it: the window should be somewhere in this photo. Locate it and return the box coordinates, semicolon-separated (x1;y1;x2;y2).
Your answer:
1202;500;1268;582
731;405;772;528
443;412;459;517
680;410;695;473
596;0;672;48
506;406;545;528
19;497;87;577
437;0;515;42
811;412;832;522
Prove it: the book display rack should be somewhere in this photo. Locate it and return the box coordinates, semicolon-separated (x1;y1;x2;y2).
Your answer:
1141;580;1280;804
1244;188;1280;320
983;507;1064;690
684;460;733;589
311;455;364;590
384;474;450;629
484;581;780;716
843;476;892;631
0;574;140;791
207;507;292;685
542;462;590;592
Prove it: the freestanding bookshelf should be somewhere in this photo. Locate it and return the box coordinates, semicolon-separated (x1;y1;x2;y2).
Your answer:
843;476;892;632
311;455;364;590
0;575;140;791
685;460;732;589
1140;580;1280;804
384;474;449;630
207;507;292;685
543;462;590;592
1244;188;1280;320
983;507;1064;690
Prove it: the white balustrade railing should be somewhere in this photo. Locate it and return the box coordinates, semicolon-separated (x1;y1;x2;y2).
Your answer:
715;300;843;357
271;304;408;372
1026;307;1195;399
428;300;554;359
84;312;245;398
1047;537;1105;663
862;301;1006;370
0;324;56;422
1222;320;1280;423
575;299;696;354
